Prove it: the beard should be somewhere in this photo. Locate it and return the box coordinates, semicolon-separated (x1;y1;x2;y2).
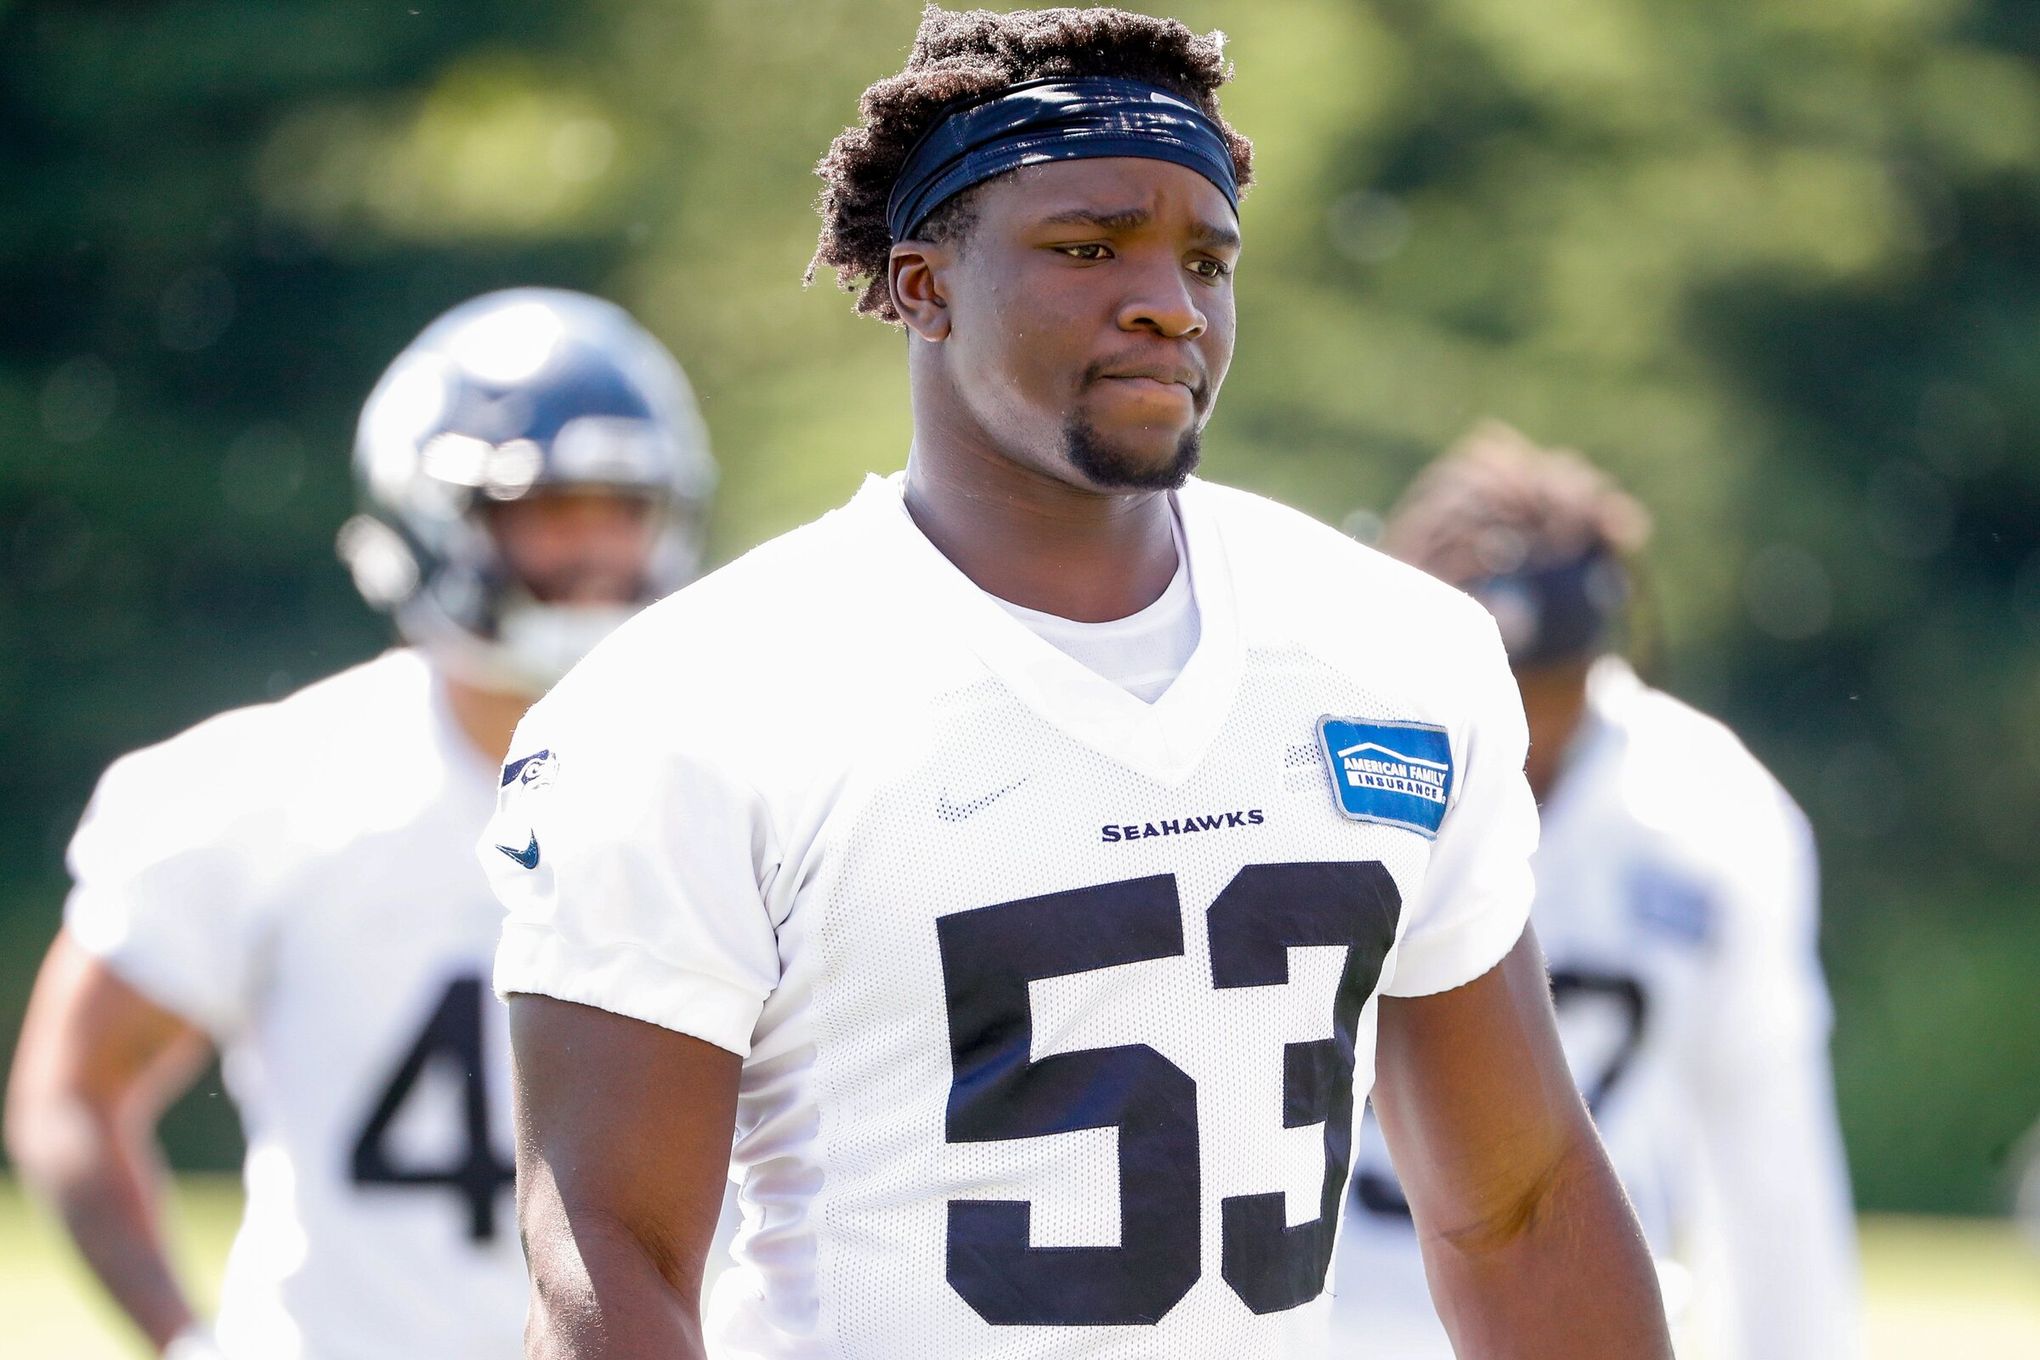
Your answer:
1063;414;1203;491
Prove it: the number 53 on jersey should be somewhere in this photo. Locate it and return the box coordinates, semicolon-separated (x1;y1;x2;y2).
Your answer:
938;859;1401;1325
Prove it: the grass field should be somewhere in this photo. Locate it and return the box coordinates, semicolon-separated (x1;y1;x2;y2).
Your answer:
5;1176;2037;1357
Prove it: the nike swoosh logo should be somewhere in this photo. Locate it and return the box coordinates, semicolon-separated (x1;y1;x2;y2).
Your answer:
936;777;1028;823
495;834;541;870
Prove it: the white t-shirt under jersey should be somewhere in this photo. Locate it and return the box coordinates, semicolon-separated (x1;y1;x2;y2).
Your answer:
65;649;527;1360
991;508;1200;704
1333;658;1860;1360
483;472;1538;1360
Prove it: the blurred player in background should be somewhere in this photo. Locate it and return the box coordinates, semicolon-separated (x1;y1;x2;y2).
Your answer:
1332;422;1860;1358
2016;1116;2040;1251
4;289;715;1360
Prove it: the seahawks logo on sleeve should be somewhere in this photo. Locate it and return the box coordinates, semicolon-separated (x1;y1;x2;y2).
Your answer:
499;749;558;789
493;750;557;869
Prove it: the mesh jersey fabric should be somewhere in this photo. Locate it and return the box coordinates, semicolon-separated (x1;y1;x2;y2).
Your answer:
484;473;1537;1358
65;649;528;1360
1333;657;1860;1360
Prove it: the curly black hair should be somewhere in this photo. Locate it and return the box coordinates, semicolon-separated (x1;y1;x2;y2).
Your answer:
1381;422;1654;585
808;5;1254;323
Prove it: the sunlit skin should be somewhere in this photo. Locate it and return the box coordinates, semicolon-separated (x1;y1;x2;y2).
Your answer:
445;488;663;762
507;152;1672;1360
1513;657;1596;802
4;940;208;1354
892;157;1239;622
2;485;661;1359
485;489;662;607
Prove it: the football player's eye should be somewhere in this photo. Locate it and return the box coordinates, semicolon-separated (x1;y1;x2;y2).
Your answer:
1055;243;1112;261
1189;257;1231;280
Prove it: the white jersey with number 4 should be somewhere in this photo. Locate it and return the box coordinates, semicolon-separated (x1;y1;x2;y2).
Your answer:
65;649;526;1360
1333;657;1860;1359
482;473;1540;1360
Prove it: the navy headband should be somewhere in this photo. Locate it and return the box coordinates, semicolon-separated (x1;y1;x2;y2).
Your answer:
886;76;1240;242
1466;547;1630;668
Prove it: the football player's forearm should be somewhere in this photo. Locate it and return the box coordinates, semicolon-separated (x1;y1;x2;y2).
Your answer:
510;995;739;1358
7;935;215;1352
523;1206;707;1359
1422;1138;1671;1359
10;1101;196;1352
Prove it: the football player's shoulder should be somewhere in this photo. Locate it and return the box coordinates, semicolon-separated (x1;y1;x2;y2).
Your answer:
100;650;419;798
78;650;423;871
87;706;279;857
1609;669;1809;867
534;503;900;750
270;646;437;747
1193;478;1500;675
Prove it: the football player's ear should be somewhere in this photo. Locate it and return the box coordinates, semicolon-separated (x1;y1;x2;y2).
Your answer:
889;240;952;342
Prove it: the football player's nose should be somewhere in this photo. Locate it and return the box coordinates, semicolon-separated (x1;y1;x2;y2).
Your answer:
1116;264;1205;340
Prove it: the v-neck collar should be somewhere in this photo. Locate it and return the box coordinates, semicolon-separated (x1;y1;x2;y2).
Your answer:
855;471;1244;787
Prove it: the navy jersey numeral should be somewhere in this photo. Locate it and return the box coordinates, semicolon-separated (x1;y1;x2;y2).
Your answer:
938;875;1200;1324
1209;861;1402;1313
937;862;1401;1325
1547;967;1649;1111
348;974;515;1241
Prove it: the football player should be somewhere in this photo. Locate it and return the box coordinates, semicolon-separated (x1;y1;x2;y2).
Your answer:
2016;1116;2040;1250
5;289;715;1359
1333;423;1861;1358
483;9;1672;1359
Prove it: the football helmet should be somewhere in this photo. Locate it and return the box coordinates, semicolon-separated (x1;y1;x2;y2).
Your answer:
338;288;715;693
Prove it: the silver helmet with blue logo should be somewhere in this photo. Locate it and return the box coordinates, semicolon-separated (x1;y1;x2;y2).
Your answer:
337;288;715;692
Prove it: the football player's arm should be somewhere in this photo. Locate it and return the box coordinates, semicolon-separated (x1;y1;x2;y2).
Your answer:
1370;927;1673;1359
509;994;740;1360
486;661;780;1358
4;930;213;1355
1692;805;1861;1359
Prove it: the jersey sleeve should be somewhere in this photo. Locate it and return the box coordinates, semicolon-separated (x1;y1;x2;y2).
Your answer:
482;677;784;1058
1381;610;1538;998
1686;791;1862;1357
62;727;279;1038
1692;792;1835;1070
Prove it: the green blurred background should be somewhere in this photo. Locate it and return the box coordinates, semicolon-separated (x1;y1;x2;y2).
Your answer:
2;0;2036;1240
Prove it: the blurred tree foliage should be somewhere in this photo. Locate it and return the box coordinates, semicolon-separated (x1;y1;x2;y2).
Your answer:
1;0;2035;1212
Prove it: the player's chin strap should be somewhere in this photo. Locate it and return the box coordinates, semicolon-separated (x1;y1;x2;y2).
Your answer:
426;599;638;696
164;1325;229;1360
497;599;637;688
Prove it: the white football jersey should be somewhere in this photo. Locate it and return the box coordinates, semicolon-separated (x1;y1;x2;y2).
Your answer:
1333;658;1860;1359
65;649;527;1359
483;473;1539;1360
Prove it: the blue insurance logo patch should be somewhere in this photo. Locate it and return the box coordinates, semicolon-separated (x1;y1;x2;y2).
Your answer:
1315;717;1454;838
